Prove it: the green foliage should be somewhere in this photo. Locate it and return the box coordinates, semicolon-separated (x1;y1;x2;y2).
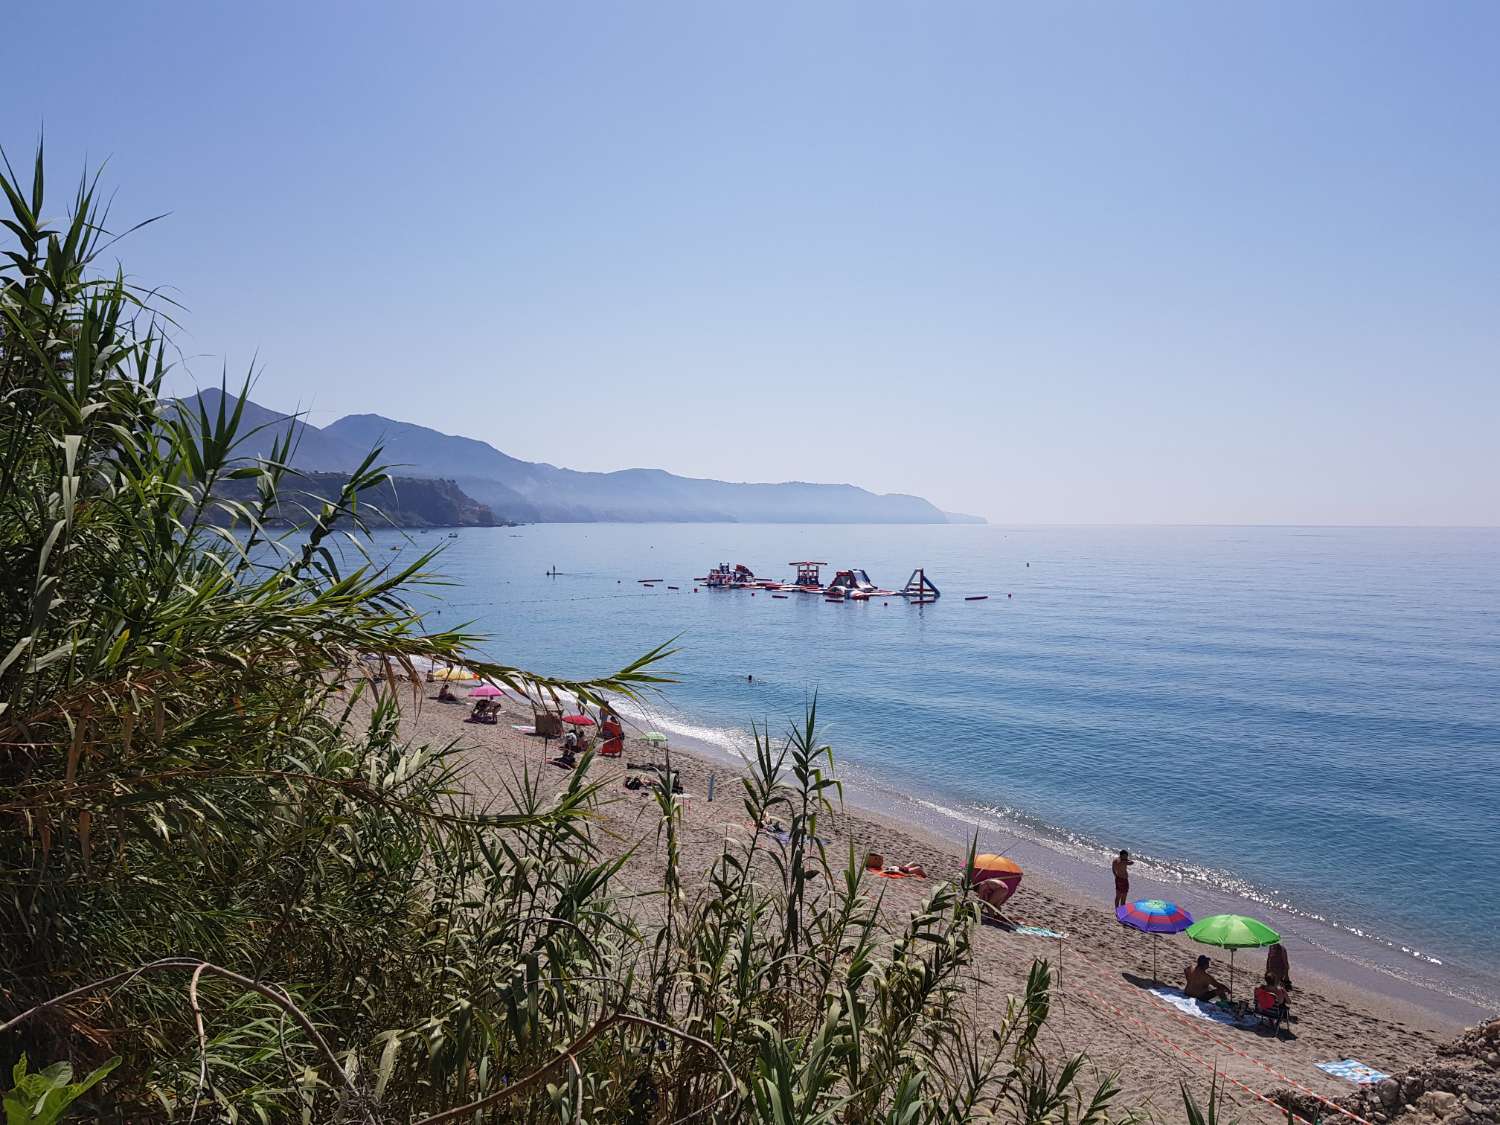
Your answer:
3;1054;119;1124
0;141;1130;1123
1181;1074;1236;1125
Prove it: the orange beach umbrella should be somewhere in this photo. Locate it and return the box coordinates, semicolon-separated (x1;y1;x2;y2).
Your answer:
971;853;1023;890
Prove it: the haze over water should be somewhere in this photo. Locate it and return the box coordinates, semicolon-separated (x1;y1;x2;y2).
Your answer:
399;523;1500;1010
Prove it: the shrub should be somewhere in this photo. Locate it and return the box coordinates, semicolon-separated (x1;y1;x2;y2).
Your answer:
0;144;1123;1123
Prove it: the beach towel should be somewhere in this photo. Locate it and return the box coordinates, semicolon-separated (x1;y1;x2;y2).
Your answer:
511;724;537;734
1315;1060;1390;1085
1148;988;1246;1027
1012;925;1067;939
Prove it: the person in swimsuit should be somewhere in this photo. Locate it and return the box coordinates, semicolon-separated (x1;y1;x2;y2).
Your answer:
1112;849;1133;909
1258;972;1289;1008
974;877;1015;922
1184;955;1231;1002
1265;942;1292;989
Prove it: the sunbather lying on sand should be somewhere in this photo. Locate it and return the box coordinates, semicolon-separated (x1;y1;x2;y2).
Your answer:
1183;955;1231;1002
864;852;926;878
624;773;683;794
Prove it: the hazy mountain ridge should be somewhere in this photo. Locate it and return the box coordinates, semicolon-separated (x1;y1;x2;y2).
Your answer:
182;390;982;525
212;471;504;529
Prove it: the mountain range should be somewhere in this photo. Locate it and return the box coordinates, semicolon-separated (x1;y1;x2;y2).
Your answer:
181;389;985;526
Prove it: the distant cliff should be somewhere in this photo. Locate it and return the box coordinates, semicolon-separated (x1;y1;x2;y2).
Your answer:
181;390;986;526
214;472;503;529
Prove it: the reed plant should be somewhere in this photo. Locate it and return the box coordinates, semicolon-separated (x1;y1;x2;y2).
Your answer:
0;144;1129;1123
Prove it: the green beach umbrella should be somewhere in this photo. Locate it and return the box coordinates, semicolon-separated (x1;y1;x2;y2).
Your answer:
1186;914;1280;999
642;732;669;744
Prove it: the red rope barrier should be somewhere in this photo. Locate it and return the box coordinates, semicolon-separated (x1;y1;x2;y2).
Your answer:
1000;918;1372;1125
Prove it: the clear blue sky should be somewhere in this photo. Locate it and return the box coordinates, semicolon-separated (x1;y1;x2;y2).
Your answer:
4;2;1496;524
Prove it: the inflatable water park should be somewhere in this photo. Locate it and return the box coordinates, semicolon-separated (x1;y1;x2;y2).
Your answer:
695;561;942;602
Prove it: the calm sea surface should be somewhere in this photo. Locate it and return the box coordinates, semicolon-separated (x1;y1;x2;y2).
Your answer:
387;523;1500;1010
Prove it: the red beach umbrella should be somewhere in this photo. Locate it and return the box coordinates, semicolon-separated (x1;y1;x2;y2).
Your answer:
562;714;596;727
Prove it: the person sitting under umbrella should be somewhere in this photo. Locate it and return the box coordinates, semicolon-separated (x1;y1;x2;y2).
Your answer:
1258;972;1289;1008
974;877;1016;921
1183;955;1232;1003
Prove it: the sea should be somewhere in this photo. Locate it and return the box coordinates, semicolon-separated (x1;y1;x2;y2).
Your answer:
385;523;1500;1019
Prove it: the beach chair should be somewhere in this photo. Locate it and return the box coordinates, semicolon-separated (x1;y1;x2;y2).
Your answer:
1247;986;1289;1034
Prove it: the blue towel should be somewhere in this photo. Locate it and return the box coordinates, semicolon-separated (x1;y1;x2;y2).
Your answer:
1315;1060;1390;1085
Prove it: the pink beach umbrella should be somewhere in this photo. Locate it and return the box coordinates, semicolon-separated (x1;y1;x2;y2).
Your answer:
469;684;504;698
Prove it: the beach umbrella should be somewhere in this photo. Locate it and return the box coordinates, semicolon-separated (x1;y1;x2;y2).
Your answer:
1116;899;1194;982
469;684;504;698
642;731;669;745
562;714;596;726
1186;914;1280;998
971;854;1023;893
433;666;479;682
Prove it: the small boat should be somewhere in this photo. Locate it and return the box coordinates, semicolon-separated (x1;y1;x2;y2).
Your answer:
638;578;664;583
772;594;788;599
965;595;989;601
667;585;680;590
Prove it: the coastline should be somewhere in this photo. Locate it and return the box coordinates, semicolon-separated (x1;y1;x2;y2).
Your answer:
606;693;1495;1030
360;682;1487;1117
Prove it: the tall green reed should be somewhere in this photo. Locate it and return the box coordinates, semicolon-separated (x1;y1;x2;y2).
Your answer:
1;142;1134;1123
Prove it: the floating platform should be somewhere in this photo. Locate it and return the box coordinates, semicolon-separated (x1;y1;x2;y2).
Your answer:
901;568;941;600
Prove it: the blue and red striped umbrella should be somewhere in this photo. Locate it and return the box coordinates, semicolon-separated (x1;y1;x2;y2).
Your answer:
1116;899;1193;981
1116;899;1193;934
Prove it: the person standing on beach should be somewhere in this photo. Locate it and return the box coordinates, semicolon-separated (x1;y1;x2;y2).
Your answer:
1112;849;1133;909
1266;942;1292;989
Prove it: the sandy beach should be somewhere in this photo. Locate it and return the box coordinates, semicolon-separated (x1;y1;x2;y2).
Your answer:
342;681;1489;1122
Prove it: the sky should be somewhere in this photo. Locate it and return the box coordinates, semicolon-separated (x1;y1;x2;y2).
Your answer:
3;2;1496;524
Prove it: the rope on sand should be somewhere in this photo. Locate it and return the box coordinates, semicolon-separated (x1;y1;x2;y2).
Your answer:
1065;971;1311;1124
1043;932;1374;1125
1087;964;1376;1124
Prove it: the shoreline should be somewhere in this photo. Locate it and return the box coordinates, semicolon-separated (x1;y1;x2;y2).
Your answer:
361;682;1486;1116
607;694;1495;1030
